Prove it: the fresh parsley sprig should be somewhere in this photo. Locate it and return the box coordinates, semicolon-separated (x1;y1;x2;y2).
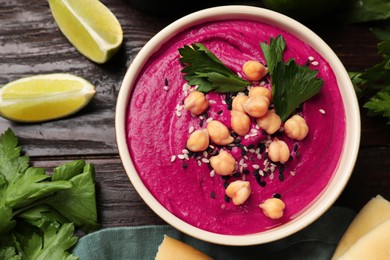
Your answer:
352;40;390;123
178;43;249;93
260;35;324;121
0;128;99;259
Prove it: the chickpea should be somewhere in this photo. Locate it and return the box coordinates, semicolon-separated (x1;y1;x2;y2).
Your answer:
231;110;251;136
248;86;272;101
183;91;209;116
242;60;268;81
207;120;234;145
259;198;285;219
232;94;249;113
284;115;309;140
242;95;270;118
186;129;209;152
209;150;236;176
225;180;251;206
268;138;290;163
256;110;281;135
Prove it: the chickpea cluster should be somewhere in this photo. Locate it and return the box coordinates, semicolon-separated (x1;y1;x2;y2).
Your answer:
180;60;311;218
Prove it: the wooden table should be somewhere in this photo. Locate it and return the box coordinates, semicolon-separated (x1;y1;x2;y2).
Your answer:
1;0;389;230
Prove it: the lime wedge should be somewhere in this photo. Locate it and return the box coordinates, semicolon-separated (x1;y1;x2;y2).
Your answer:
0;74;96;123
48;0;123;63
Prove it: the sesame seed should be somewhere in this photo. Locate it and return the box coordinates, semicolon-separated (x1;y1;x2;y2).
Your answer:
175;111;182;117
197;160;202;166
311;61;319;66
290;171;296;176
257;153;262;160
206;117;213;123
182;149;189;154
170;155;176;162
188;126;195;134
210;170;215;177
319;109;326;115
209;100;217;104
201;158;209;163
222;100;227;105
308;56;315;61
203;151;208;157
177;154;185;160
183;154;189;160
163;86;168;91
253;164;260;169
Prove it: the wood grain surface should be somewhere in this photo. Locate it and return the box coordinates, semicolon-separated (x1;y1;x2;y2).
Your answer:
1;0;389;229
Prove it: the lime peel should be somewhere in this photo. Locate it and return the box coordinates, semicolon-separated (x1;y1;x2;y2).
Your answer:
0;73;96;123
49;0;123;63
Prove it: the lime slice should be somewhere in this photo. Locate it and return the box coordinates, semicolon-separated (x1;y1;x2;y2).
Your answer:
48;0;123;63
0;74;96;123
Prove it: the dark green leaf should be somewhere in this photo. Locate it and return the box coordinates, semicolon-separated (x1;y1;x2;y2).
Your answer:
0;128;29;184
272;60;324;121
18;205;67;231
346;0;390;23
52;160;86;182
261;36;323;121
0;205;16;236
179;43;249;93
45;163;99;232
260;35;286;76
22;223;78;260
5;167;72;209
363;86;390;123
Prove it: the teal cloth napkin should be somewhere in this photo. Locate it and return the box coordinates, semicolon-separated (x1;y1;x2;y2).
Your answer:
72;207;355;260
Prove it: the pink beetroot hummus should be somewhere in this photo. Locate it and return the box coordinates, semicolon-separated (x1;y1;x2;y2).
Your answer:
126;19;345;235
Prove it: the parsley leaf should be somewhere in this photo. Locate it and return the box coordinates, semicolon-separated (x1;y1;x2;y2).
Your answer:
352;40;390;123
364;86;390;123
0;128;99;259
179;43;249;93
260;35;324;121
21;223;78;260
260;35;286;76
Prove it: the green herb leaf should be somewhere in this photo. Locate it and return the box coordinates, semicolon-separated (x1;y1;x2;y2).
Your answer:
364;86;390;123
21;223;78;260
0;128;29;184
260;35;324;121
5;167;72;209
272;60;324;121
45;162;99;232
346;0;390;23
260;35;286;76
179;43;249;93
0;128;98;258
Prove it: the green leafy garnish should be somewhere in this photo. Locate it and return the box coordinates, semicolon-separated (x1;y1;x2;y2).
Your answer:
0;128;99;259
178;43;249;93
261;35;324;121
352;40;390;123
260;35;286;76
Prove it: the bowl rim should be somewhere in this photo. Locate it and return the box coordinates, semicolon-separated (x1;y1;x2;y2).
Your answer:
115;5;361;246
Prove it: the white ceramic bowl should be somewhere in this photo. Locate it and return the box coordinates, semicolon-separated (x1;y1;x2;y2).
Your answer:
115;5;360;245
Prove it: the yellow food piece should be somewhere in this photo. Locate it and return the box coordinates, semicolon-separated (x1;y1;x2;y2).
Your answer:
338;219;390;260
332;195;390;259
0;73;96;123
48;0;123;63
155;235;213;260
